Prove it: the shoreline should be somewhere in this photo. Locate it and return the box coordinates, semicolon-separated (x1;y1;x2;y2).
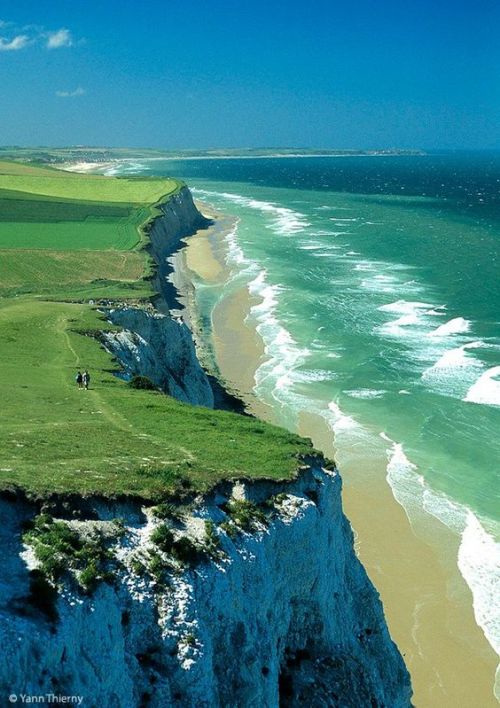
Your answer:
173;201;499;707
56;151;424;174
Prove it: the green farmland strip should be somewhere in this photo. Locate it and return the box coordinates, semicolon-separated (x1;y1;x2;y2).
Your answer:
0;173;180;204
0;193;132;222
0;218;143;251
0;249;147;294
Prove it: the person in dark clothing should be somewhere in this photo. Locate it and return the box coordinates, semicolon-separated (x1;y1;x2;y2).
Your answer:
76;371;83;389
83;370;90;390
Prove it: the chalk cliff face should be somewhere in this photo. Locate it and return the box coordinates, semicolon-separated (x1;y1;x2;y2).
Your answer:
147;186;209;306
103;308;214;408
0;468;411;707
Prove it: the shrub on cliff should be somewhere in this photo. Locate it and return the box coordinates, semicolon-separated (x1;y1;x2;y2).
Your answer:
225;499;267;531
128;374;157;390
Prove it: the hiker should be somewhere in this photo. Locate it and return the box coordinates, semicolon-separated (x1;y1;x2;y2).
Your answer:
83;370;90;390
76;371;83;389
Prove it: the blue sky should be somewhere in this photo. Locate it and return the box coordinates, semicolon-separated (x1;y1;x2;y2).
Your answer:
0;0;499;149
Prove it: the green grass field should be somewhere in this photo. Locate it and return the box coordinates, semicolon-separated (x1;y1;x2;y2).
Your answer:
0;159;313;500
0;299;311;498
0;161;171;299
0;250;147;295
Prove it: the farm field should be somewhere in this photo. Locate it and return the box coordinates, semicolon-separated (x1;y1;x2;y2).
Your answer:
0;161;175;298
0;159;312;499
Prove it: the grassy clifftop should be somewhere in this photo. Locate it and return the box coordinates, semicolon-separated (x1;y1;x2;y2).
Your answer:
0;160;181;301
0;161;314;500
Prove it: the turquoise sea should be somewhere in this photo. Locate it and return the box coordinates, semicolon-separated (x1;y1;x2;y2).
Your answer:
109;153;500;682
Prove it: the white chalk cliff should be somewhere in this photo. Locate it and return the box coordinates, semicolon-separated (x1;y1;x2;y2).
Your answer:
103;308;214;408
0;468;411;707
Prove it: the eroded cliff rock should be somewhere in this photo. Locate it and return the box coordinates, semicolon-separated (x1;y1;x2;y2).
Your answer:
0;467;412;707
103;308;214;408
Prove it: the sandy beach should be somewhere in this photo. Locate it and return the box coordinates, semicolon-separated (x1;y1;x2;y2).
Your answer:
173;203;499;707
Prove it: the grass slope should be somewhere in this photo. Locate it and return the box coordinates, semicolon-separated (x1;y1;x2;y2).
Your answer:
0;160;313;500
0;299;311;498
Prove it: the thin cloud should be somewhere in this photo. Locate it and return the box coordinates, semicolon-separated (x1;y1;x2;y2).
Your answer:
0;22;78;52
0;34;30;51
46;28;73;49
55;87;85;98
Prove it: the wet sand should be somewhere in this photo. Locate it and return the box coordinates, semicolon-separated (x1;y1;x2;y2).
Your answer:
175;204;499;707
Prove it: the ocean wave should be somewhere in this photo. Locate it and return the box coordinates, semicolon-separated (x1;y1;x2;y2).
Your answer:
224;220;248;268
344;389;386;399
382;435;500;674
103;161;149;176
194;189;310;236
383;437;425;520
292;369;338;383
315;205;353;211
355;262;377;272
327;401;362;433
361;273;418;295
428;317;471;337
422;489;500;675
378;300;435;314
299;241;341;252
307;229;344;236
299;243;325;251
247;270;310;415
421;342;485;398
464;366;500;407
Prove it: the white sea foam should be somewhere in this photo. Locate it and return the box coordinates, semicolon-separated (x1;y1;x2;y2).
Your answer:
292;369;337;384
464;366;500;407
378;300;435;314
457;513;500;663
103;161;148;176
421;342;484;398
377;302;433;337
428;317;471;337
344;389;386;399
384;439;425;521
422;490;500;683
194;189;310;236
382;434;500;677
247;270;310;419
225;220;246;266
299;241;341;253
315;205;352;211
428;341;483;370
299;243;325;251
327;401;361;433
308;229;343;236
360;273;411;295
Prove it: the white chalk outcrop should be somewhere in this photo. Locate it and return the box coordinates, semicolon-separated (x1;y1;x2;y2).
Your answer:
147;186;209;301
0;467;411;707
103;307;214;408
